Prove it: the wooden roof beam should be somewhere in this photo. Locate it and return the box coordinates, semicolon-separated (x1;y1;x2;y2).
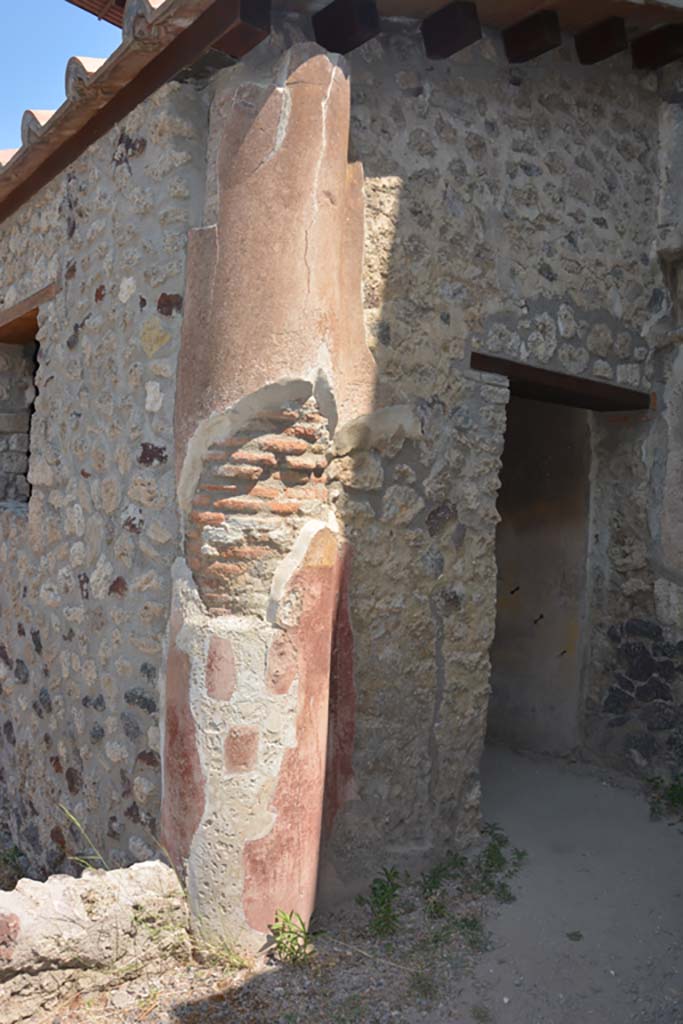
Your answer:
632;24;683;70
503;10;561;64
575;17;628;65
420;1;482;61
312;0;380;55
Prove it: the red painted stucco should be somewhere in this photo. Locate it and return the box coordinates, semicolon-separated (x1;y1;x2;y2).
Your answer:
242;529;341;933
160;610;206;874
206;634;236;701
225;726;259;772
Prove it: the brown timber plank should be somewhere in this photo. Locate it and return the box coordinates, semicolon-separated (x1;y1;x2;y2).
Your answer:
420;1;482;60
470;352;652;412
0;283;59;344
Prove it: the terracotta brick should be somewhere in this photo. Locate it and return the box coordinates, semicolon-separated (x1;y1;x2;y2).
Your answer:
258;435;309;455
192;493;213;507
251;482;283;499
206;561;248;579
285;423;322;441
285;454;326;472
231;449;278;467
268;500;301;515
224;727;259;772
215;463;263;480
214;497;265;513
190;511;224;526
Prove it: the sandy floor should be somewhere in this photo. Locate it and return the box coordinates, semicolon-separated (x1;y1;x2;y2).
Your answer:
461;746;683;1024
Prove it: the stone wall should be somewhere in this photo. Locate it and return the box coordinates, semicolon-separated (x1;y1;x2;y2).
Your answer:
319;23;674;892
0;82;206;876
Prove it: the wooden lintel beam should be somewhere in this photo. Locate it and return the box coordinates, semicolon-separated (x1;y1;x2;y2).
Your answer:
0;283;59;346
575;17;628;66
632;24;683;71
420;1;482;61
503;10;561;64
470;352;652;413
312;0;380;55
211;0;271;58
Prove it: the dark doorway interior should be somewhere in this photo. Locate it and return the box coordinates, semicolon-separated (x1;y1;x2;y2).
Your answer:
486;396;591;755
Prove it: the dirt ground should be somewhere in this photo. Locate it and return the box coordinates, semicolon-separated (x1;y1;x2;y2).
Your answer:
41;747;683;1024
459;746;683;1024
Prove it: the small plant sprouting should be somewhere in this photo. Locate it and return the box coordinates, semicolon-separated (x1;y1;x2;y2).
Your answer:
357;866;402;937
269;910;315;965
409;968;438;1001
455;913;490;953
648;775;683;819
420;849;467;918
471;823;527;903
59;804;109;871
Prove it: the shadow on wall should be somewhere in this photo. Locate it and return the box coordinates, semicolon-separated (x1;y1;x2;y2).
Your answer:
317;27;513;904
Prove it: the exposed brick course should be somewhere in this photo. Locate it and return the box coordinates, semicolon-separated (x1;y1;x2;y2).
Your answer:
187;399;330;615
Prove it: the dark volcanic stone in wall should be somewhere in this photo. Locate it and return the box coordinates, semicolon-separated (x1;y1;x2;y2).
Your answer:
598;621;683;775
624;619;663;641
621;642;656;682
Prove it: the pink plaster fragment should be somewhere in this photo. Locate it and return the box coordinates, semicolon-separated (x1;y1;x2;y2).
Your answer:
206;634;237;701
225;727;259;772
160;611;206;875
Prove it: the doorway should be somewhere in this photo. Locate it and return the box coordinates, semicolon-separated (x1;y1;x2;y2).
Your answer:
486;395;591;755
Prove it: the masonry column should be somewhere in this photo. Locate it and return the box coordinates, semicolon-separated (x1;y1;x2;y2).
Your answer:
162;43;375;951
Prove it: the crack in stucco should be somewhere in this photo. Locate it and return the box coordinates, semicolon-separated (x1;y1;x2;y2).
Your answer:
303;60;339;297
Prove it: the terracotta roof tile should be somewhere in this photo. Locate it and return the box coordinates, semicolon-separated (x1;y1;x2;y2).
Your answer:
0;0;209;222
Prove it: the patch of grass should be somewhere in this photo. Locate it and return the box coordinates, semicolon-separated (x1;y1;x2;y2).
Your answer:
357;866;401;937
418;825;526;924
409;968;438;1001
648;775;683;819
470;824;527;903
194;938;250;971
454;913;490;953
269;910;315;965
471;1005;494;1023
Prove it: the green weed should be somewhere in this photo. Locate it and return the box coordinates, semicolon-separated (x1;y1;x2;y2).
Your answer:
357;866;402;937
409;968;438;1000
269;910;315;965
470;824;527;902
648;775;683;819
455;913;489;953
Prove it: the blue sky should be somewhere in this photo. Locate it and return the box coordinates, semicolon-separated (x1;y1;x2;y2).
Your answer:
0;2;121;151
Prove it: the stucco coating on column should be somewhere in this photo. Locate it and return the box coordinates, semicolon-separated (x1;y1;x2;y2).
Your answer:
164;43;377;947
243;527;342;933
160;609;206;874
174;44;376;480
